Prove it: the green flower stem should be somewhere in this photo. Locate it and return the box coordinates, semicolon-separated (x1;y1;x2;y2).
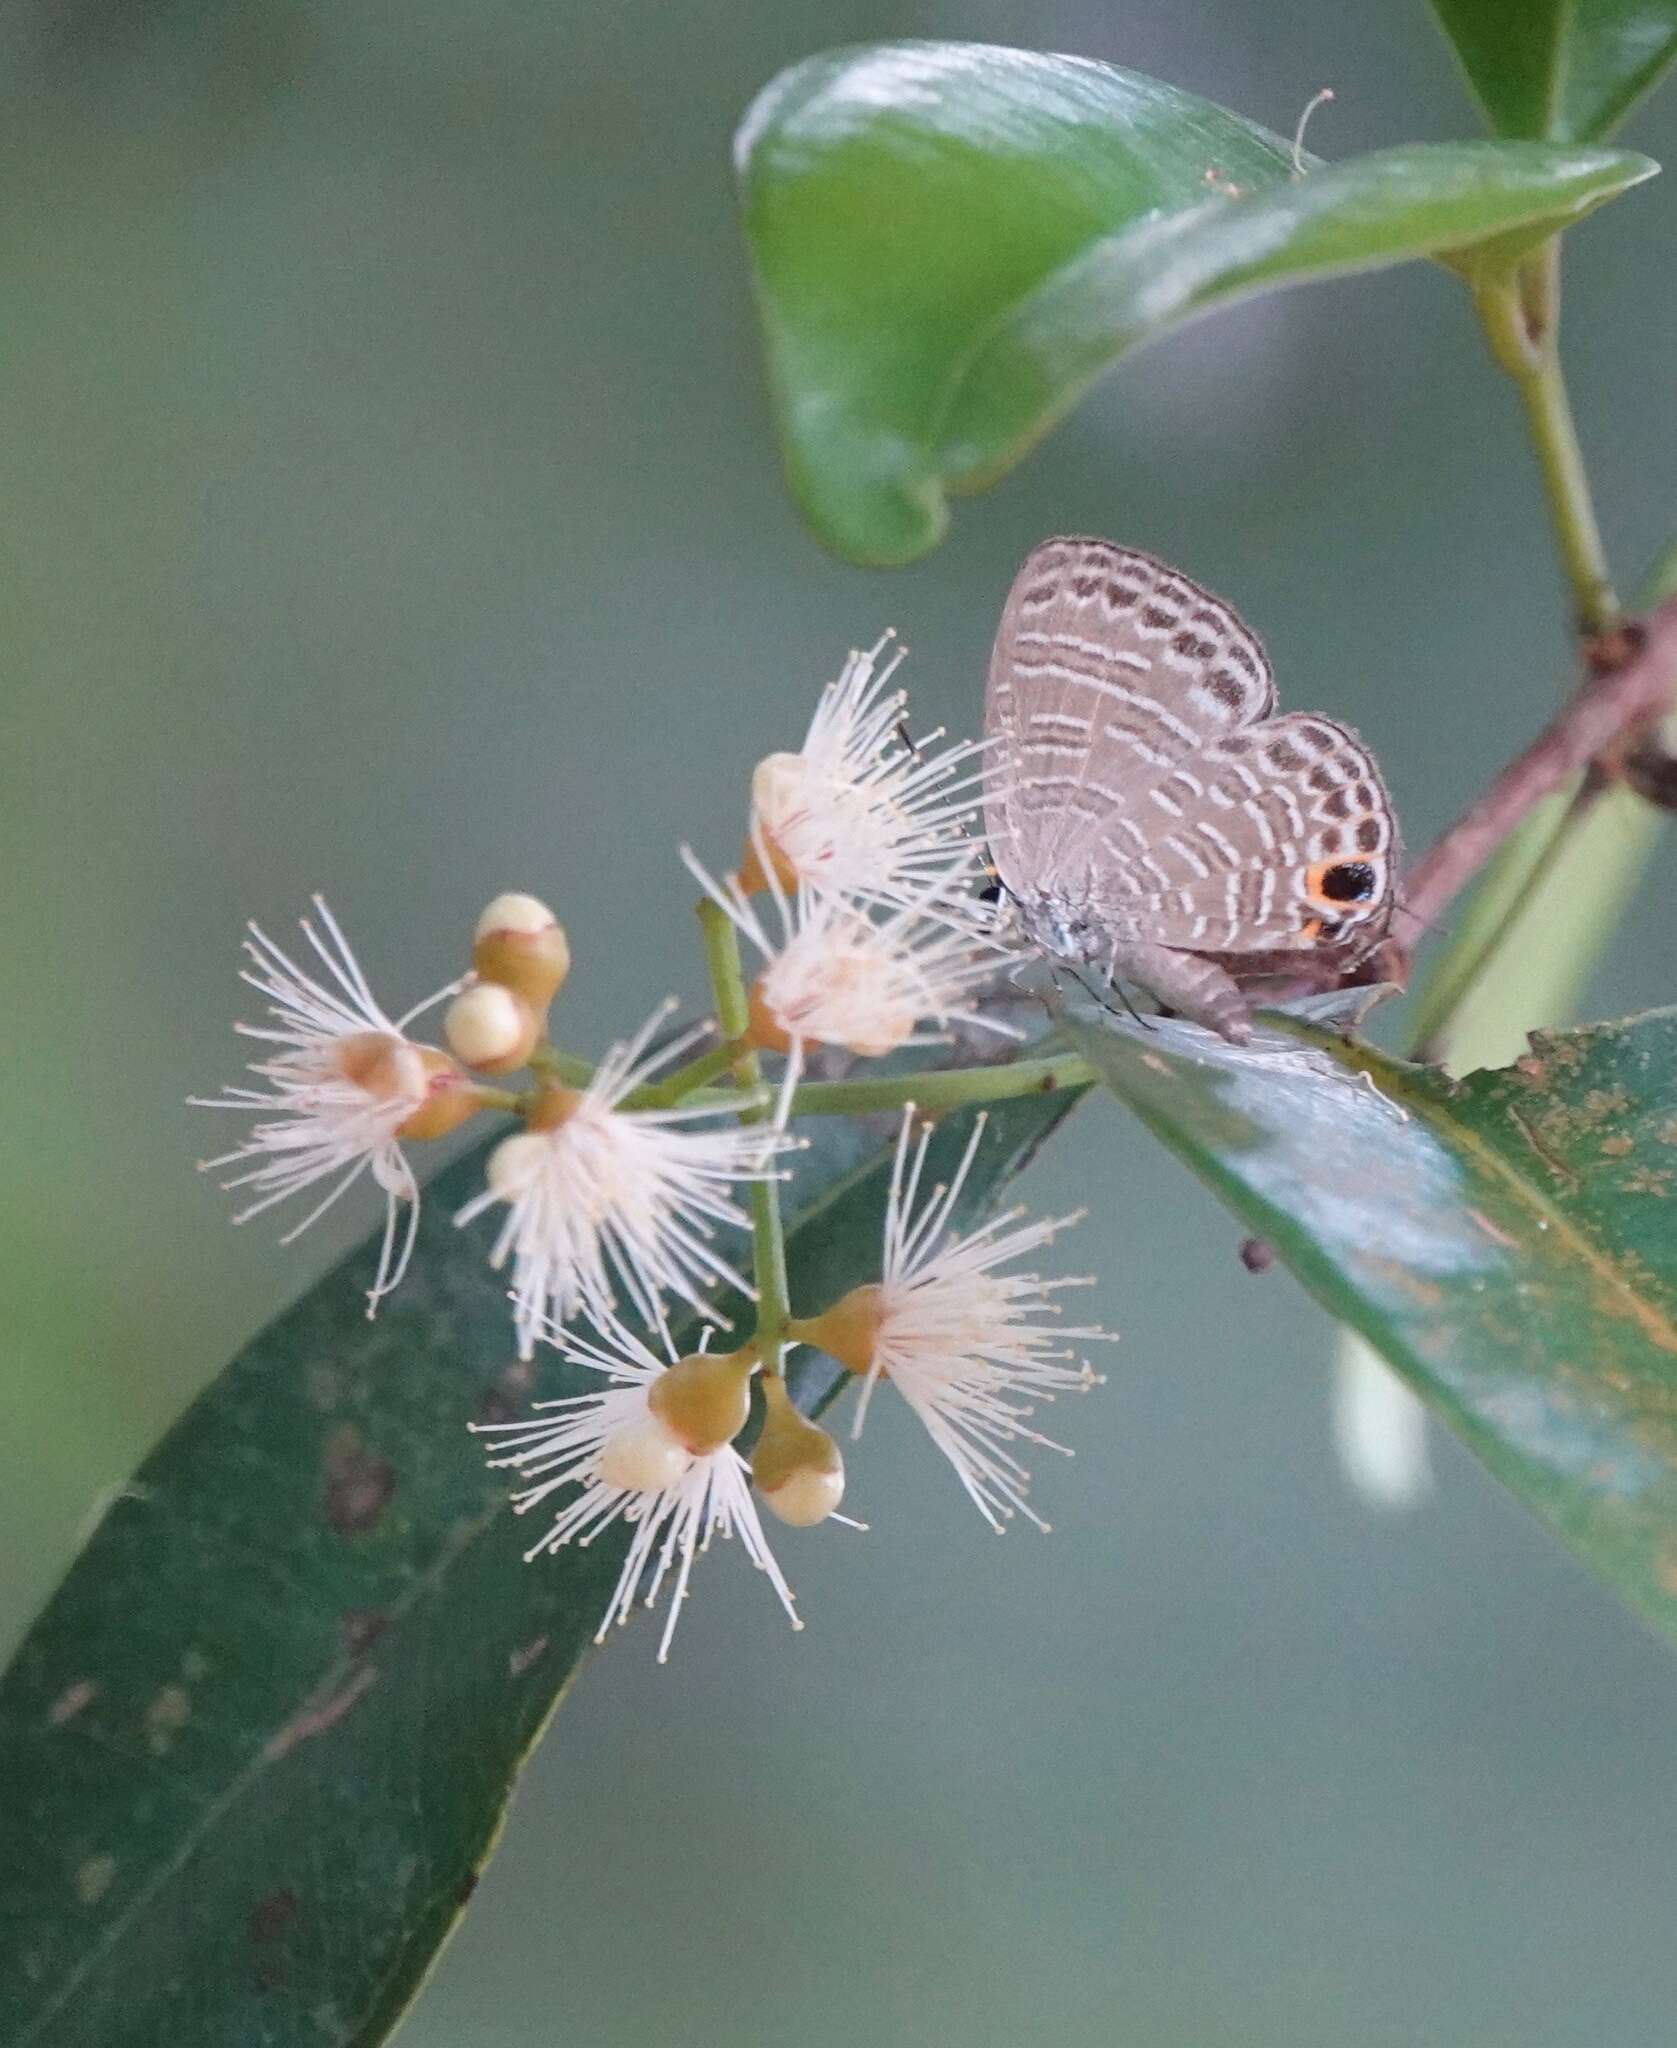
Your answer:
633;1035;751;1108
697;899;791;1363
509;1051;1097;1122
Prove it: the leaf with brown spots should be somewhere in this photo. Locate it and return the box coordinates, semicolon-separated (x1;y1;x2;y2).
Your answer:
0;1074;1080;2048
1070;1003;1677;1650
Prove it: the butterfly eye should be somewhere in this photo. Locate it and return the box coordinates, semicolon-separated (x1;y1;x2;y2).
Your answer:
1305;858;1377;908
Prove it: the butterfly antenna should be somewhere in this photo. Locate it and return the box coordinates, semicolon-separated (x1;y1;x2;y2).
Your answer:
1291;87;1335;177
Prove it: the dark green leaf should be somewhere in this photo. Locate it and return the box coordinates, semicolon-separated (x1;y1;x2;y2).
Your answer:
1069;1004;1677;1647
0;1080;1081;2047
1431;0;1677;142
736;40;1655;564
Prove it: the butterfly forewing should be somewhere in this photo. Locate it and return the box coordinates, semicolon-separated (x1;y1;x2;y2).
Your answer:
984;536;1276;901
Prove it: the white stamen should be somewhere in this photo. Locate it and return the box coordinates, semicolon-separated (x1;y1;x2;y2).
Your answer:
191;897;447;1314
453;1002;796;1357
751;634;992;912
852;1108;1115;1530
471;1314;800;1660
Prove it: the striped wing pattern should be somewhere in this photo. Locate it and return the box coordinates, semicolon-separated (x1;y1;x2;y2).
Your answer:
985;537;1397;962
1083;713;1397;952
985;537;1275;895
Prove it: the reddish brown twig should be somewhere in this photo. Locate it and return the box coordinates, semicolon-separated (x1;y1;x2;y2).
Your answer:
1382;594;1677;966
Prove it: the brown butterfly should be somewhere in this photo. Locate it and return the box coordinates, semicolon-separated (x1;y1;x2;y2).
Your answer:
984;536;1399;1041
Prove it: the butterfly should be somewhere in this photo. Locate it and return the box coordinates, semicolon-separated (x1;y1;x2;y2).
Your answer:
983;536;1399;1042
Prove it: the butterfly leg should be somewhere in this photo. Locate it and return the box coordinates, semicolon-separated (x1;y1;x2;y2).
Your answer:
1109;938;1254;1044
1096;945;1154;1031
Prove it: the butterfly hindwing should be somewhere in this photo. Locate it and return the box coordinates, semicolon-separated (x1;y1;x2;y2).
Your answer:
1082;712;1398;955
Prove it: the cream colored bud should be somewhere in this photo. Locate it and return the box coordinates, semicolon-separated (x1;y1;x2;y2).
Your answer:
471;890;570;1011
752;1371;845;1525
761;1461;846;1527
445;983;539;1073
646;1348;755;1457
485;1130;550;1198
474;891;559;942
597;1409;691;1494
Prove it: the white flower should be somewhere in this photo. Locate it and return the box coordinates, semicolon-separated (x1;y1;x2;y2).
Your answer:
827;1109;1112;1531
454;1001;795;1357
745;634;988;911
193;897;465;1315
683;848;1016;1120
471;1317;798;1661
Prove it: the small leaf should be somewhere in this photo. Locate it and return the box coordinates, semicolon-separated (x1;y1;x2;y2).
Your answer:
1431;0;1677;142
736;40;1656;564
1068;1005;1677;1647
0;1081;1080;2047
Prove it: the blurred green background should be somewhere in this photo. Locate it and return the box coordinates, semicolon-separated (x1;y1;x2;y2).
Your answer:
5;2;1677;2042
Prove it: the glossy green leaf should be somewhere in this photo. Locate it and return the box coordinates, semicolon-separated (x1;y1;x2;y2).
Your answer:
1431;0;1677;142
0;1080;1080;2047
736;40;1656;564
1069;1003;1677;1645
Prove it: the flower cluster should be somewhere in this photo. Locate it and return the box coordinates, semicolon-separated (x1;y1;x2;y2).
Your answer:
197;638;1112;1654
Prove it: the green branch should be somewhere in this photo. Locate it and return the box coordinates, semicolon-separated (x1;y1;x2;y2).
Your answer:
697;900;791;1360
1406;241;1658;1070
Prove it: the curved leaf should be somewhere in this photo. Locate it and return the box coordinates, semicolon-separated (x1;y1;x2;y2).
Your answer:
735;40;1656;564
0;1081;1081;2047
941;142;1653;495
1068;1004;1677;1646
1431;0;1677;142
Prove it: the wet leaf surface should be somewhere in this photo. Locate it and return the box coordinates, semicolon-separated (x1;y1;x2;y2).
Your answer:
1071;1003;1677;1646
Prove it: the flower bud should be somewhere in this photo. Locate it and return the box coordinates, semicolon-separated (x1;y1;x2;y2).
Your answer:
445;983;540;1074
646;1347;756;1457
596;1408;691;1494
472;892;570;1009
394;1047;483;1140
787;1285;884;1378
752;1374;845;1526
